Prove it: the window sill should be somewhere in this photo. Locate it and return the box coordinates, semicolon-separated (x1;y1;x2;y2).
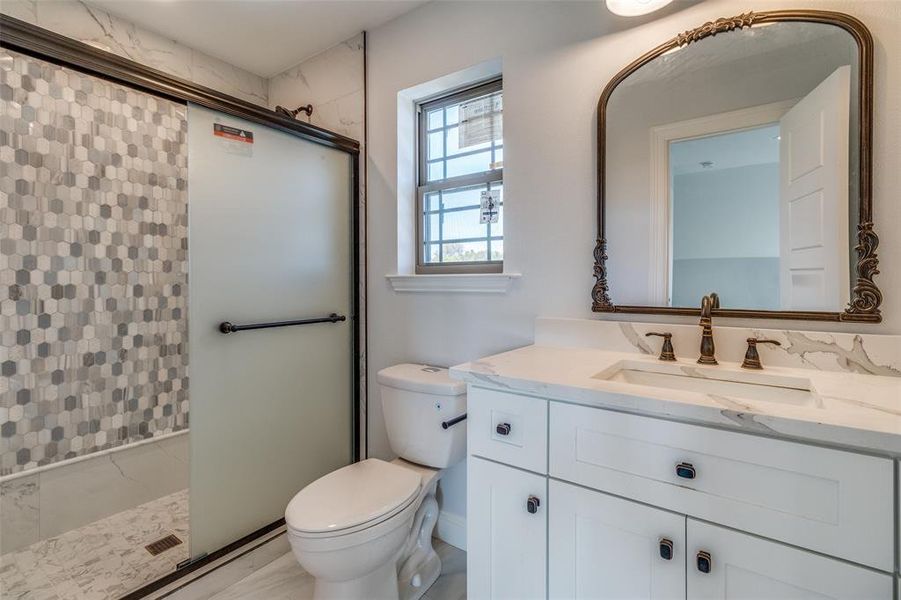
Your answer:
386;272;521;294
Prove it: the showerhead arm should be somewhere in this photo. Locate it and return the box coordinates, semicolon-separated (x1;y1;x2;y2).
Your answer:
275;104;314;119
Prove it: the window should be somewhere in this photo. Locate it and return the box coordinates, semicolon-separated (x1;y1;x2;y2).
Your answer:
417;79;503;273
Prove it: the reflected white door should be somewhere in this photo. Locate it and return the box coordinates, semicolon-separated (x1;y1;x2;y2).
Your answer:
188;104;354;557
778;66;850;310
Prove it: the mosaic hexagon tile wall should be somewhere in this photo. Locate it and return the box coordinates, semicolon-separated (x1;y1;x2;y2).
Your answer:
0;48;189;475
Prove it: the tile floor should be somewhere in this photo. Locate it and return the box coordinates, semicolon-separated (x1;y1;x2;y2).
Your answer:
0;489;189;599
1;490;465;600
168;534;466;600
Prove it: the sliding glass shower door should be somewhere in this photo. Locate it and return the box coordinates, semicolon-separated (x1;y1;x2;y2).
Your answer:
187;104;354;557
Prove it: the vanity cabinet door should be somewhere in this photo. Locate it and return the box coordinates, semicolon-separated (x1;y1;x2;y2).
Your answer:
687;520;892;599
549;480;685;599
468;457;547;599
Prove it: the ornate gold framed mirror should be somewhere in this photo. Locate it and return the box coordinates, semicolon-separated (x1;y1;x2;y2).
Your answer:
593;10;881;322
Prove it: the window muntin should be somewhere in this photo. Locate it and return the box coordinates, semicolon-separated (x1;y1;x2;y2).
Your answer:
417;80;503;273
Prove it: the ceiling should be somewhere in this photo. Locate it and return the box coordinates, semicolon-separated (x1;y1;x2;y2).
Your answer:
624;22;852;88
86;0;429;78
670;123;781;175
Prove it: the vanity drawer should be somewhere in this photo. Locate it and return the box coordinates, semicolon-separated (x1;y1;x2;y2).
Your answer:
549;402;893;571
468;387;547;473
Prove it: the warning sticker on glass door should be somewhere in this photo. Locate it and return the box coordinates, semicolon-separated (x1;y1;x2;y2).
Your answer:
214;123;254;156
214;123;253;143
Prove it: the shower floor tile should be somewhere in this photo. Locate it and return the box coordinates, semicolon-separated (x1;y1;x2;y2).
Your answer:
0;488;189;600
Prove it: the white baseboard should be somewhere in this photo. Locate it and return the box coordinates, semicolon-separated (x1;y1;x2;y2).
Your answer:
435;510;466;551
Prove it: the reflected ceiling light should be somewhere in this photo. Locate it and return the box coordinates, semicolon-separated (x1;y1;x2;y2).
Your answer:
606;0;674;17
662;45;685;57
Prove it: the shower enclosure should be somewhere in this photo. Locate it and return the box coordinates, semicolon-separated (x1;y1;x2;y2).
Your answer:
0;16;360;599
187;103;354;556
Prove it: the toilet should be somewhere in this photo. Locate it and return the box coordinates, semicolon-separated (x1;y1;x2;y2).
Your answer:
285;364;467;600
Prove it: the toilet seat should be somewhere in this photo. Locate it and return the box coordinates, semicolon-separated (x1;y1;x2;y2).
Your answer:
286;459;421;538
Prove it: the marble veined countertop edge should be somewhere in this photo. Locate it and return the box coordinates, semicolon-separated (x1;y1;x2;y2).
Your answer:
449;344;901;456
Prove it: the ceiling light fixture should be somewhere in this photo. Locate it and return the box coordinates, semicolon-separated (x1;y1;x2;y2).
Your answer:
606;0;674;17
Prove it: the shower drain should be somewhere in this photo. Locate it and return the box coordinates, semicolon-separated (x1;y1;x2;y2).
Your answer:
145;534;183;556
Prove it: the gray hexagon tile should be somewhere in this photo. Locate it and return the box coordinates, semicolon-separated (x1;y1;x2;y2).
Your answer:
0;48;189;475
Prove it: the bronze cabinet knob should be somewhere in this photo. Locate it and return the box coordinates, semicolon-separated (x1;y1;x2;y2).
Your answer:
696;550;712;574
659;538;674;560
675;462;696;479
742;338;782;369
645;332;676;361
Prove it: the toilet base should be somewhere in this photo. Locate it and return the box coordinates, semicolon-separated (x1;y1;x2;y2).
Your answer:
397;480;441;600
313;559;400;600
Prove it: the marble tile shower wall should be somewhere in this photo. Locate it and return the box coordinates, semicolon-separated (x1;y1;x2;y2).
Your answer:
0;48;189;475
268;33;365;142
0;0;268;107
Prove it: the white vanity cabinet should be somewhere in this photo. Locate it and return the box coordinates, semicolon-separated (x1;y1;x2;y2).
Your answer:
548;480;685;599
467;386;896;599
468;456;547;599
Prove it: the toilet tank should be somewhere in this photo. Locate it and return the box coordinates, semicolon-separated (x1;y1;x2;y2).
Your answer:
377;364;467;468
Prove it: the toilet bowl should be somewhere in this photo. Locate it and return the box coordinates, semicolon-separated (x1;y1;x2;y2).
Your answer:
286;364;466;600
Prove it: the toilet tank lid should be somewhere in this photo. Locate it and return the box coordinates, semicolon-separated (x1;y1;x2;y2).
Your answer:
377;364;466;396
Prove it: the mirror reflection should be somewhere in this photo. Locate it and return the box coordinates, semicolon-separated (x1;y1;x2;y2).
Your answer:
605;21;859;311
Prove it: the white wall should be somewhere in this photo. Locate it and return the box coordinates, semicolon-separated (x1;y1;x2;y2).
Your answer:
672;163;780;261
672;163;781;309
0;0;268;105
365;0;901;528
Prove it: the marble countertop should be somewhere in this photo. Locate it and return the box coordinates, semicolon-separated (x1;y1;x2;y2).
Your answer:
450;344;901;456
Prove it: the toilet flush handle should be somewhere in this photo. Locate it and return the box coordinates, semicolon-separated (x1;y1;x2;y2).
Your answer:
441;413;467;429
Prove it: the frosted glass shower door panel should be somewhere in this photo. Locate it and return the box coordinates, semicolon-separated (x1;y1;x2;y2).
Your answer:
188;104;353;557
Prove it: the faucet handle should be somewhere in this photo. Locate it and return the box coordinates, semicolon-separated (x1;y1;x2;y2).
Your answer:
742;338;781;370
646;332;676;361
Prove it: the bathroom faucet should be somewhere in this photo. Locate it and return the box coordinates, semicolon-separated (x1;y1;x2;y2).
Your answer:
697;293;719;365
645;332;676;361
741;338;782;369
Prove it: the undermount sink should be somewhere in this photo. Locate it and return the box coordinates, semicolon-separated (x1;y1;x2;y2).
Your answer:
592;359;817;406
